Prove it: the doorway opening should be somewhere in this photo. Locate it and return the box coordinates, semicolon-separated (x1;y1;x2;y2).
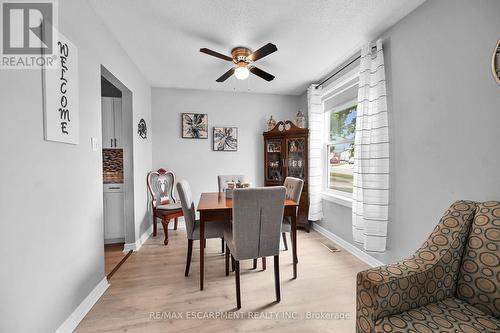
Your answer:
100;66;135;279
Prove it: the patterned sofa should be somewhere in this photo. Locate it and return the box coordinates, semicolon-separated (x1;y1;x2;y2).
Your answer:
356;200;500;332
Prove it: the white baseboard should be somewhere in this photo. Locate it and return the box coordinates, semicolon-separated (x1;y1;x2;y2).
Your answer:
312;223;384;267
123;242;136;252
123;223;153;252
55;277;109;333
104;237;125;245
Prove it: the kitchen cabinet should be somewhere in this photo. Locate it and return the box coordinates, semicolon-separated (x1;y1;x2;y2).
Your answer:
103;184;125;243
102;97;122;148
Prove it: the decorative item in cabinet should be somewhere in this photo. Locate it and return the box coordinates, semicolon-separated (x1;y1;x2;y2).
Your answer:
295;109;306;128
267;115;277;131
263;120;311;231
287;138;305;180
266;138;283;181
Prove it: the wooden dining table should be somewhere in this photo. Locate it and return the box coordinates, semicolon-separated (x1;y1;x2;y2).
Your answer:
196;192;299;290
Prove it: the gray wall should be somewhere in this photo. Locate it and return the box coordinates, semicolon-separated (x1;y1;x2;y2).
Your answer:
0;0;152;332
318;0;500;263
152;88;299;203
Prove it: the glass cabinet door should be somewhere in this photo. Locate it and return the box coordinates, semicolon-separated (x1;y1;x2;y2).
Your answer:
266;139;283;181
286;138;306;180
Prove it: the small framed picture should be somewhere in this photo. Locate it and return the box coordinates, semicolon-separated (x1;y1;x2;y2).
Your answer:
182;113;208;139
213;127;238;151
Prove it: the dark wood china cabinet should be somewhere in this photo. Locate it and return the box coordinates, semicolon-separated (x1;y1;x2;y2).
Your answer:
263;120;310;231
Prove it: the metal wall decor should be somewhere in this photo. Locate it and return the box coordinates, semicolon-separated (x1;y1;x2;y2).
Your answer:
492;40;500;84
137;118;147;139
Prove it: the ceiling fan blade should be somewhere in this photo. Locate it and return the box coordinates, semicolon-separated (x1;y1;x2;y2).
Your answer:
216;67;235;82
249;66;275;81
200;48;233;62
247;43;277;62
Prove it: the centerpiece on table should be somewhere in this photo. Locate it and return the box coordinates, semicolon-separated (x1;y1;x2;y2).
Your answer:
225;181;251;198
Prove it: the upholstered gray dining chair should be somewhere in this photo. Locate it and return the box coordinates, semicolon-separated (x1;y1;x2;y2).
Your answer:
218;174;265;269
176;180;229;277
223;187;286;309
217;174;246;192
281;177;304;251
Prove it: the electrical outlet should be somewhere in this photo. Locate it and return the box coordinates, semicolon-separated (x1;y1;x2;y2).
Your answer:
91;137;98;151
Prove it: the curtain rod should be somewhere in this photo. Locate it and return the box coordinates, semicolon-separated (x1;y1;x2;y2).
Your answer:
315;45;377;89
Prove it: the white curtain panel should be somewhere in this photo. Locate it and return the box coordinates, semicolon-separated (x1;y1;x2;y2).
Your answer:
307;85;323;221
352;39;389;252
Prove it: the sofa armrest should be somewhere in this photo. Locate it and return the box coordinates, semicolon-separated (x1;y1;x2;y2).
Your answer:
356;200;477;333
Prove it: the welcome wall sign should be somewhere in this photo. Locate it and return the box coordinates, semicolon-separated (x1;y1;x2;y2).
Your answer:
43;33;79;144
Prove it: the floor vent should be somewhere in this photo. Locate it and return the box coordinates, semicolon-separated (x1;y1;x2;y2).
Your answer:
321;242;341;253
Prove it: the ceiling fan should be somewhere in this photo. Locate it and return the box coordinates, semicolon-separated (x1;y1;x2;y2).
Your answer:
200;43;277;82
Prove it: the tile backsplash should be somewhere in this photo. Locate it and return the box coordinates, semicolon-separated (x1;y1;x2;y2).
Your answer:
103;149;124;183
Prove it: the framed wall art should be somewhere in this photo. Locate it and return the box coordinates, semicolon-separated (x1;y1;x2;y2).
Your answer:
213;127;238;151
182;113;208;139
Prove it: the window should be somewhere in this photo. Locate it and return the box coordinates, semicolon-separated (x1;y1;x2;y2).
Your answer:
326;102;357;194
321;66;359;200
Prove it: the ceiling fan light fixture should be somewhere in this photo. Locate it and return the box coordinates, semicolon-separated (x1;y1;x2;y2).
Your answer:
234;66;249;80
201;43;277;82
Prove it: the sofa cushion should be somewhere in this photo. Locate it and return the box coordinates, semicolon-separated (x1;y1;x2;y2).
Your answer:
456;201;500;317
374;297;500;333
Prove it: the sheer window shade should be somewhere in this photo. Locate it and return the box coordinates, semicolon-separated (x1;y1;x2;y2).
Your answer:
323;79;359;112
307;85;323;221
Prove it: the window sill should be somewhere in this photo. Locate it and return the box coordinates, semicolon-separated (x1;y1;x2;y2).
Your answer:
322;191;353;208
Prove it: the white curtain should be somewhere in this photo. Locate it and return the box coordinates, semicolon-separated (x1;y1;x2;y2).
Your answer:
307;85;323;221
352;39;389;252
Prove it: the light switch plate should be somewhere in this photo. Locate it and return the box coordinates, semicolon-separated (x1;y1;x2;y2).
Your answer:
91;137;98;151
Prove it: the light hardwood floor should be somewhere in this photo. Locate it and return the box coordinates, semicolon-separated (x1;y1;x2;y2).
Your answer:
77;227;369;332
104;243;126;276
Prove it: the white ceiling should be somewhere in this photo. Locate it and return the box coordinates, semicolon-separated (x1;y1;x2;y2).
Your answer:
90;0;425;95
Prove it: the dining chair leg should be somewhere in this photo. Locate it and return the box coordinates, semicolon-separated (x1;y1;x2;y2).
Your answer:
252;259;257;269
161;218;169;245
282;232;288;251
174;217;178;230
235;259;241;309
231;256;235;272
152;213;157;237
204;239;207;248
274;255;281;303
221;237;225;253
290;229;296;261
185;239;193;277
225;245;230;276
262;257;266;271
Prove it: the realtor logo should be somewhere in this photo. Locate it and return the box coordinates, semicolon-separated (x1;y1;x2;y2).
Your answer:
1;0;58;68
